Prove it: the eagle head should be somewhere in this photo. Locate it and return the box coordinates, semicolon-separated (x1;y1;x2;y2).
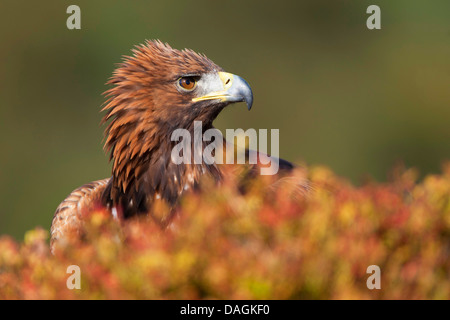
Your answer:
101;40;253;219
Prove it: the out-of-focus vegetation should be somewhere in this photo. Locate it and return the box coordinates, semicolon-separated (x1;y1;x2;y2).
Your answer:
1;165;449;299
1;1;449;241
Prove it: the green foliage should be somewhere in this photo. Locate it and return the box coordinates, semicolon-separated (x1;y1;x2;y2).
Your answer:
1;165;449;299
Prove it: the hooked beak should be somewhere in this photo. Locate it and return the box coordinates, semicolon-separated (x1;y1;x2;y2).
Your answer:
192;72;253;110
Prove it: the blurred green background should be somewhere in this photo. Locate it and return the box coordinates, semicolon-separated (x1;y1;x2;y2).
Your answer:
1;1;449;239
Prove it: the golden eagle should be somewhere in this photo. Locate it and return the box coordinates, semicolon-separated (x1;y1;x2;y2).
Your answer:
50;40;306;251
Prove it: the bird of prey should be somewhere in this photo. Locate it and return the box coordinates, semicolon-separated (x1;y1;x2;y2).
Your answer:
50;40;305;251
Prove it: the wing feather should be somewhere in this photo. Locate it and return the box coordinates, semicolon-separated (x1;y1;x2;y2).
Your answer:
50;178;110;252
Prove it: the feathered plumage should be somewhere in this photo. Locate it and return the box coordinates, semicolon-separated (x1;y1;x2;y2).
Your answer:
50;40;304;252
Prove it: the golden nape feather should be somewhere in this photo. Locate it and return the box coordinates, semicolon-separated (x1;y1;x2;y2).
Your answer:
50;40;308;252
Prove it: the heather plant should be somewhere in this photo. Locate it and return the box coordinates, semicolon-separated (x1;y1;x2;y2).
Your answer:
1;164;449;299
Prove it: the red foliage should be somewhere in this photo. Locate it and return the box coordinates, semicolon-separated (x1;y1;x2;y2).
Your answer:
0;164;449;299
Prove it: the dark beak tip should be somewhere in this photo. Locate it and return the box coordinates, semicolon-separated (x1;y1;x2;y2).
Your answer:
247;100;253;110
243;88;253;111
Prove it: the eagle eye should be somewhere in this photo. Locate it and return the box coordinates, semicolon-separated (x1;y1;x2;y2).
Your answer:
178;76;197;91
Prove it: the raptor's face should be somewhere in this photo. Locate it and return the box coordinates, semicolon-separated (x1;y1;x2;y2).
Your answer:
177;71;253;111
104;40;253;128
